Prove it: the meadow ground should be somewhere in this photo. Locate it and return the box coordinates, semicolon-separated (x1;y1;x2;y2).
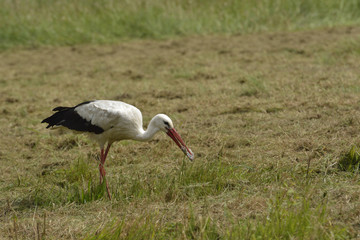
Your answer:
1;26;360;239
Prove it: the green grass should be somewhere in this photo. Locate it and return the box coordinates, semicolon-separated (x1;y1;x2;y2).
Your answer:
2;20;360;238
1;0;360;49
11;150;353;239
85;195;348;239
338;146;360;171
239;74;268;97
25;155;242;205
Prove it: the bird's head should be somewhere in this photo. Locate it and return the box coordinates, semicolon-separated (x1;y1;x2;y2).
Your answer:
154;114;194;161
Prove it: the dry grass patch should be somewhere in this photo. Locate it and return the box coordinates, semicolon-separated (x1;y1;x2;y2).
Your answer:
1;26;360;238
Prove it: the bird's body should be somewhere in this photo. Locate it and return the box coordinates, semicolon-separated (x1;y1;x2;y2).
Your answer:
72;100;146;146
42;100;194;199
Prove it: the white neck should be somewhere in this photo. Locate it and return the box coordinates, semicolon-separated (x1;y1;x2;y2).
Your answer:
134;116;161;141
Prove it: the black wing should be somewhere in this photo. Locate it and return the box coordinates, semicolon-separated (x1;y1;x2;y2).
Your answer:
41;101;104;134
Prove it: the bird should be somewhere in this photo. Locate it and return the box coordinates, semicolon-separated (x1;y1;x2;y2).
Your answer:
41;100;194;199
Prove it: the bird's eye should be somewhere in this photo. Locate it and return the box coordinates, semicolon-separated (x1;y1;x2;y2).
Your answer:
163;121;170;128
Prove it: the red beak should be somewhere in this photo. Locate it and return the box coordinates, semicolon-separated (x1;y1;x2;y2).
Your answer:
166;128;194;161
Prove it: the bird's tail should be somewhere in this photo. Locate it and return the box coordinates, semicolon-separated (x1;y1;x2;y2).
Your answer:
41;103;104;134
41;106;71;129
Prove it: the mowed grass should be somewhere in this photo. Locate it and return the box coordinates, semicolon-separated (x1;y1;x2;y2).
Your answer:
1;18;360;240
1;0;360;49
2;2;360;236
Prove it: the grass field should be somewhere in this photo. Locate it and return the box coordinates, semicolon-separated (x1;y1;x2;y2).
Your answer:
1;1;360;239
1;0;360;49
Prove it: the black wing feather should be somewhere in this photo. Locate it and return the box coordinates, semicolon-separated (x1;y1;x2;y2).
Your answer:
41;101;104;134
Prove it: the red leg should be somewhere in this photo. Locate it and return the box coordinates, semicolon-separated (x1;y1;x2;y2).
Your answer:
104;143;112;162
98;143;112;200
99;148;105;184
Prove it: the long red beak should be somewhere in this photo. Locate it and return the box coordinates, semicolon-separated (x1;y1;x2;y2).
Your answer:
166;128;194;161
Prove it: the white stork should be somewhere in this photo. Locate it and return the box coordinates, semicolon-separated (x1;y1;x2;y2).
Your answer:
41;100;194;199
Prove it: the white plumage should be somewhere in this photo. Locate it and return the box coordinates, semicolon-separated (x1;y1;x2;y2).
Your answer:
42;100;194;199
75;100;144;146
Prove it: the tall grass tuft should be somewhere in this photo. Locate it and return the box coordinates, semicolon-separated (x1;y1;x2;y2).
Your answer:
1;0;360;49
338;145;360;171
